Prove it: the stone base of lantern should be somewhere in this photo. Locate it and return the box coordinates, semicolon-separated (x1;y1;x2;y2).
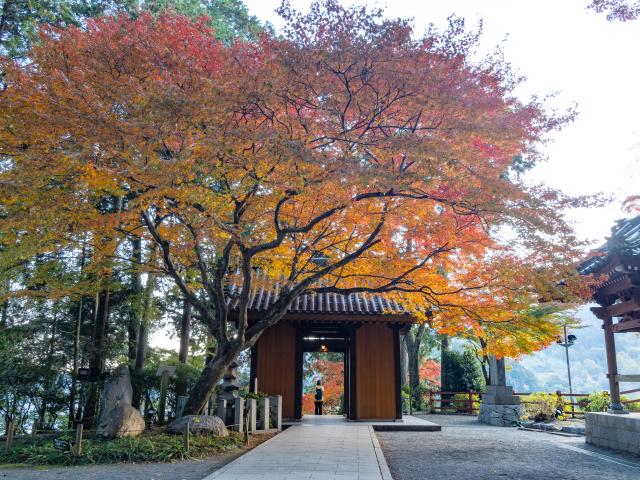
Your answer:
478;385;522;427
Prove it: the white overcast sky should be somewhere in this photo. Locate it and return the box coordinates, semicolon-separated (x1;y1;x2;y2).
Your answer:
243;0;639;247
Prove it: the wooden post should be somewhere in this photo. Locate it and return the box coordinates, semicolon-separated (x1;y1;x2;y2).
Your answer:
429;391;435;413
603;316;626;412
468;392;474;415
74;424;83;456
158;370;169;425
183;419;190;453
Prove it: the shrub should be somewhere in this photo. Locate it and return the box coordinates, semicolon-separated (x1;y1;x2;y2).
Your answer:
441;350;485;393
523;393;558;422
578;391;610;412
578;391;640;412
0;431;245;466
451;393;478;413
623;396;640;411
401;386;411;413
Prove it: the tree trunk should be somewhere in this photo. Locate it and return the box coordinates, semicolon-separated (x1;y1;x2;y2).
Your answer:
400;334;408;386
440;334;451;407
176;298;192;398
132;268;157;409
440;334;450;385
39;308;58;429
69;242;87;427
128;236;143;368
404;323;426;410
69;296;83;427
83;290;110;427
478;337;490;385
0;299;7;328
178;298;191;364
183;342;243;415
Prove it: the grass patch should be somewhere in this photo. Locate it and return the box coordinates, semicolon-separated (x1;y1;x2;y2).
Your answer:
0;432;245;466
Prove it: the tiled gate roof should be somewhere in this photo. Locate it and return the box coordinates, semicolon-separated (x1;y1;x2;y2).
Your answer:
225;275;408;317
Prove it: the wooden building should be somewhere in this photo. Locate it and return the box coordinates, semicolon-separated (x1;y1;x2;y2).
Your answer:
579;215;640;411
243;288;413;420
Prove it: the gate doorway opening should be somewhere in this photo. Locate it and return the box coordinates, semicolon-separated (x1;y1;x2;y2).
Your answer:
302;351;345;415
296;326;354;419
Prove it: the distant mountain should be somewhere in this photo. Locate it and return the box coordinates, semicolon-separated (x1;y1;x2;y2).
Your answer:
508;305;640;394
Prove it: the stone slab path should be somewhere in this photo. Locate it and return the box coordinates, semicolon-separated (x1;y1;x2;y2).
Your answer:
203;416;393;480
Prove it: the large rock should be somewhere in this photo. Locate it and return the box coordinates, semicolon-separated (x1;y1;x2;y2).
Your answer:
97;404;146;438
97;365;145;438
99;365;133;414
166;415;228;437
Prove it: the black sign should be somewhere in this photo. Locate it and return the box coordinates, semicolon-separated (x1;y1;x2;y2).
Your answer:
77;368;91;381
53;438;71;451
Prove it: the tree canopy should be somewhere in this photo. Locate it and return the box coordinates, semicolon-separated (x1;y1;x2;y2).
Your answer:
0;0;263;58
0;0;592;416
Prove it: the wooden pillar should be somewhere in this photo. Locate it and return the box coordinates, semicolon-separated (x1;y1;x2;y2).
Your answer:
294;326;303;419
343;350;349;417
392;325;402;420
347;326;358;420
603;316;626;412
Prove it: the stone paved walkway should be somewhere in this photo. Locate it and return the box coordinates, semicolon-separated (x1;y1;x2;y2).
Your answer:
204;416;392;480
378;414;640;480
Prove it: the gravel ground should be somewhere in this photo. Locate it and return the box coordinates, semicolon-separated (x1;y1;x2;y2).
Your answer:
0;435;274;480
377;414;640;480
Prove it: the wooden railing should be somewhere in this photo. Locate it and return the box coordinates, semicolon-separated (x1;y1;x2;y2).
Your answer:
422;389;640;416
620;386;640;411
426;391;482;415
515;392;589;417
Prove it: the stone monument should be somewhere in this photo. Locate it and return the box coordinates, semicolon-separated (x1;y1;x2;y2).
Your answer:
478;356;523;427
97;365;145;438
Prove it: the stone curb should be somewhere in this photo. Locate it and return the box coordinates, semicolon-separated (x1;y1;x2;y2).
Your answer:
521;421;586;435
519;426;583;437
369;425;394;480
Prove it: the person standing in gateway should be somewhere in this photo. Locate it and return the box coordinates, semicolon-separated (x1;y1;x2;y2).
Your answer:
314;380;324;415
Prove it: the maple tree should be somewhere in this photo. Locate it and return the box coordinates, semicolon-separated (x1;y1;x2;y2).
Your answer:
0;0;264;59
419;358;441;387
0;1;593;415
